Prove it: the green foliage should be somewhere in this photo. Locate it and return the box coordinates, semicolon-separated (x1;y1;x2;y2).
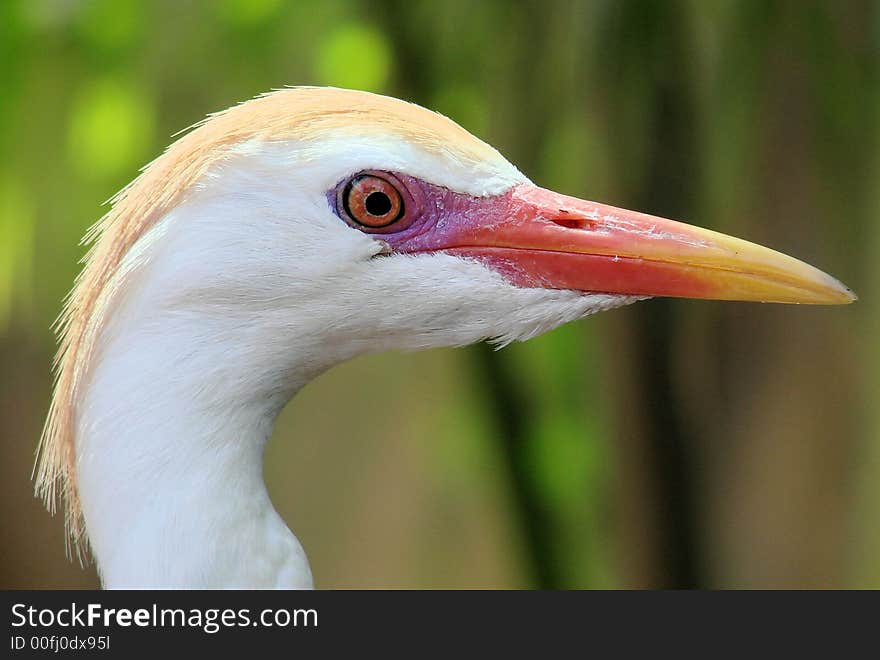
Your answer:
215;0;284;26
0;176;33;328
67;79;155;181
315;24;391;91
74;0;144;53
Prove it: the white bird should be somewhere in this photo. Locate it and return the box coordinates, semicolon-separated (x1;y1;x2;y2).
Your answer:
36;87;854;589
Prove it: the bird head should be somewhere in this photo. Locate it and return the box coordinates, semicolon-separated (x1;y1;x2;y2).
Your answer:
39;87;854;551
124;87;854;355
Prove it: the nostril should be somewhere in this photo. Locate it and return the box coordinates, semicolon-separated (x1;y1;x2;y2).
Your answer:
549;210;592;230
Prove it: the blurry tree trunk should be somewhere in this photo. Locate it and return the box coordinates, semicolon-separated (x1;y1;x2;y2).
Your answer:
594;0;706;588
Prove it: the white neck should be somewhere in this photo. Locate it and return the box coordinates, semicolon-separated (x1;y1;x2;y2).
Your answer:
77;342;314;588
79;373;314;588
74;247;321;588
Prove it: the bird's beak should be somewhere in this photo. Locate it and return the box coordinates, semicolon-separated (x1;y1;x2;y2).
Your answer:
446;184;855;304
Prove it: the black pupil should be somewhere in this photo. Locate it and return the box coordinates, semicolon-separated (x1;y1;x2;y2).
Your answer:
365;191;392;216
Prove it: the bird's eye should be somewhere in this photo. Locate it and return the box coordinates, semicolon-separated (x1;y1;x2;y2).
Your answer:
340;173;405;229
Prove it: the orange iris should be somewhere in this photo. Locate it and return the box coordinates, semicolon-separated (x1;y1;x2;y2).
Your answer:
342;174;404;228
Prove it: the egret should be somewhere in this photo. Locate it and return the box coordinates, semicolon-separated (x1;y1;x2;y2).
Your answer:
36;87;854;588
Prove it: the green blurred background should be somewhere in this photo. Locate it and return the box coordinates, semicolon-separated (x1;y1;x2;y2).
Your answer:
0;0;876;588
